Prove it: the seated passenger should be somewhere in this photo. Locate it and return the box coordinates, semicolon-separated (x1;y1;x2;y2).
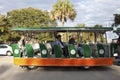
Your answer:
69;35;83;57
68;35;77;45
32;42;40;55
45;43;52;55
18;35;26;57
55;34;68;57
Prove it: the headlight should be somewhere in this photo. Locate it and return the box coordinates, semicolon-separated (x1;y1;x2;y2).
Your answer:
113;53;118;57
42;50;47;55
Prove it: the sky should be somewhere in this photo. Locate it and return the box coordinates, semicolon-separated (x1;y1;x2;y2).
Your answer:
0;0;120;42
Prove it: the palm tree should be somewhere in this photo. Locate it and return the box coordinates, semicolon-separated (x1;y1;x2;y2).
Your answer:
51;0;76;26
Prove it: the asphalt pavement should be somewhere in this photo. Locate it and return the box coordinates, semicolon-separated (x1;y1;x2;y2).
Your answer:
0;56;120;80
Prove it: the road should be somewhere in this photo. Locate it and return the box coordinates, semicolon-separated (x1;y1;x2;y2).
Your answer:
0;56;120;80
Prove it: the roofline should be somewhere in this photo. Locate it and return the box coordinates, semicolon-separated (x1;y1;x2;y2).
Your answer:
11;27;113;33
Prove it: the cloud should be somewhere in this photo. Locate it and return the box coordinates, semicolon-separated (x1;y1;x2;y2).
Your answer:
0;6;3;9
0;0;57;14
73;0;120;26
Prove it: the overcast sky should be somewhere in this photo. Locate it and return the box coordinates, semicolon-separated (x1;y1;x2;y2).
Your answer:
0;0;120;27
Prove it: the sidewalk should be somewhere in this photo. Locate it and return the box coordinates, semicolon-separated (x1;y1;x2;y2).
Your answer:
0;56;13;64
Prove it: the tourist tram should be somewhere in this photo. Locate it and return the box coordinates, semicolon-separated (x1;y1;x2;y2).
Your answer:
11;27;114;69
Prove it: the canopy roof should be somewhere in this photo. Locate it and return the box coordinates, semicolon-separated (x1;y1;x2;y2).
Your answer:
11;27;113;33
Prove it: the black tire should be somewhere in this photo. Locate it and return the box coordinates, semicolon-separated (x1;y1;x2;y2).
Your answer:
20;66;38;70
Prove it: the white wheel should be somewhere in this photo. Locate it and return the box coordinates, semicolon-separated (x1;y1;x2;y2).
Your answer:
71;49;76;55
42;50;47;55
14;49;19;54
99;49;104;54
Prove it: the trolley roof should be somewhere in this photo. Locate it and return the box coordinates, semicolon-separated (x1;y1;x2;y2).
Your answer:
11;27;113;33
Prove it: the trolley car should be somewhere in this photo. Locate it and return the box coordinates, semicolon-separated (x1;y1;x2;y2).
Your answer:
11;27;114;69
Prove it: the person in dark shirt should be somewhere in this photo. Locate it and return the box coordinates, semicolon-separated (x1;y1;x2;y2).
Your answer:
68;35;77;45
68;35;83;57
19;35;26;57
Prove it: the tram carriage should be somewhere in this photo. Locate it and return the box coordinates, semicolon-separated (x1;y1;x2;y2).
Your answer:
11;27;114;68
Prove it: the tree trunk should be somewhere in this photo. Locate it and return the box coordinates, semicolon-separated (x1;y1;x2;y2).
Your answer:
62;15;65;27
62;21;64;27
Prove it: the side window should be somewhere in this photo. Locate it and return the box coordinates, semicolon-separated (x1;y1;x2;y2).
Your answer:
0;46;7;48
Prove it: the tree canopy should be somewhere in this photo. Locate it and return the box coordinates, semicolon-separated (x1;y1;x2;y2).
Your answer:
7;7;57;27
112;14;120;27
0;7;58;43
0;14;7;32
0;14;12;43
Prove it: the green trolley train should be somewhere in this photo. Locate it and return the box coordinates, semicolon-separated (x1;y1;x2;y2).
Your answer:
11;27;115;69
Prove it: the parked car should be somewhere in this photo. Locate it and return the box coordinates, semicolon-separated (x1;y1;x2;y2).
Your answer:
0;44;13;56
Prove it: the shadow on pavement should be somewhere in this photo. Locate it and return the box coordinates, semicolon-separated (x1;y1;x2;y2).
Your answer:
0;64;11;74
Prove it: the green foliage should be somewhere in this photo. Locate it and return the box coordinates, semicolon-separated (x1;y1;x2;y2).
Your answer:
7;7;57;27
34;32;54;42
94;24;102;28
112;14;120;27
0;14;11;42
51;0;76;26
76;23;85;27
93;24;105;43
0;14;6;32
0;7;58;43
